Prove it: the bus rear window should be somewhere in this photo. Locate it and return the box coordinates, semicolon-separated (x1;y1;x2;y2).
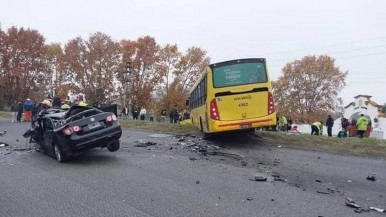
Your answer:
213;62;267;88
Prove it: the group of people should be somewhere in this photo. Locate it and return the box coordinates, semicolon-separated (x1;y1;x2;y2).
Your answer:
121;106;190;124
310;114;370;138
131;106;154;121
10;94;85;123
273;113;370;139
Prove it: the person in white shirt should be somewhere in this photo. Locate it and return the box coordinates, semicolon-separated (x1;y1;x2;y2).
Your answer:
139;107;147;120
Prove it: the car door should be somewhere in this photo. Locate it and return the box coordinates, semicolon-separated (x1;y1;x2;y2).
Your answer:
42;117;55;155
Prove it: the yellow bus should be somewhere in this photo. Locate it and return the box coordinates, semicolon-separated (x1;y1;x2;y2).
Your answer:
188;58;276;138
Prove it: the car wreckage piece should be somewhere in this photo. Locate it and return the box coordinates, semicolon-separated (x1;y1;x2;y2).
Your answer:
23;105;122;162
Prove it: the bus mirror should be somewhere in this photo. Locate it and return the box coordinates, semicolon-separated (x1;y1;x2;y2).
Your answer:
185;99;190;106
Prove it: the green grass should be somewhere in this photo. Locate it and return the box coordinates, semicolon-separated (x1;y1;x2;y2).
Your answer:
1;111;385;158
254;131;386;158
119;119;200;135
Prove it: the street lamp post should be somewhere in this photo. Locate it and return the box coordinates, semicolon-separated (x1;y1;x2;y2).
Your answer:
123;61;131;118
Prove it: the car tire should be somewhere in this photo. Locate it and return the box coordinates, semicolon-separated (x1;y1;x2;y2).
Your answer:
53;143;67;163
107;141;120;152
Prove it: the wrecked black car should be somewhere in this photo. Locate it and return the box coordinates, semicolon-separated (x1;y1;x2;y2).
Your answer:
23;105;122;162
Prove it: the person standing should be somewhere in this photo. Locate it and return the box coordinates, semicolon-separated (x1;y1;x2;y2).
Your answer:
132;106;139;120
149;109;154;122
311;121;323;135
172;109;179;124
280;115;288;132
139;107;147;120
11;101;19;123
23;98;33;122
326;115;334;137
160;109;167;122
17;102;23;122
356;114;369;139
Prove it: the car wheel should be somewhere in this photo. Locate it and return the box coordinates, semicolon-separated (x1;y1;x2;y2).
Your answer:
107;141;120;152
53;143;67;163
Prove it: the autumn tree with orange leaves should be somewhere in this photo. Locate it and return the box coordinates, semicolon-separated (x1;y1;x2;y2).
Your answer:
0;26;210;113
157;47;210;114
272;55;347;123
0;27;49;104
60;32;121;104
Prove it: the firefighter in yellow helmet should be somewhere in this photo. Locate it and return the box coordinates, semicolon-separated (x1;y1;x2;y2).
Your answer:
61;101;70;110
78;101;88;106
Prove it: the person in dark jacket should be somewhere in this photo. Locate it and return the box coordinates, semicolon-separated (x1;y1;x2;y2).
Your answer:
52;95;61;109
326;115;334;137
17;102;23;122
132;106;139;120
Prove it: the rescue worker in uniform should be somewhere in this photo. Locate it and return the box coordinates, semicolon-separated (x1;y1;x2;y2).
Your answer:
356;114;369;139
311;121;323;135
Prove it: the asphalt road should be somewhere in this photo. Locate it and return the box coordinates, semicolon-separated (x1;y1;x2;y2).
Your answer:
0;117;385;217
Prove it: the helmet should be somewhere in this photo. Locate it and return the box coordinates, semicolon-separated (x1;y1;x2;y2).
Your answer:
78;101;88;106
41;99;51;107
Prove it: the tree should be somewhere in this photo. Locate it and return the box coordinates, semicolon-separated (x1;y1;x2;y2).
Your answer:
60;32;121;104
273;55;347;123
121;36;162;110
174;47;210;92
46;43;63;97
0;26;49;103
158;44;181;95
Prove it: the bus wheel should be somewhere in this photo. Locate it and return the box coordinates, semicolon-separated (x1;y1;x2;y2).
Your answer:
200;118;212;140
203;132;213;140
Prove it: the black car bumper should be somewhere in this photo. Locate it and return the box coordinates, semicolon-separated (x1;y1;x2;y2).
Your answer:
58;126;122;154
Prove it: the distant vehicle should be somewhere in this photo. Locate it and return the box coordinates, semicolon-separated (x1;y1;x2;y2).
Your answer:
23;105;122;162
187;58;276;138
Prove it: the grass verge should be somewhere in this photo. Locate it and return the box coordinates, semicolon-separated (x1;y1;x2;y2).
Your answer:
1;111;385;158
255;131;386;158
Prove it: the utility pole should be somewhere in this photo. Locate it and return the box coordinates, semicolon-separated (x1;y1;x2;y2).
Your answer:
123;60;131;118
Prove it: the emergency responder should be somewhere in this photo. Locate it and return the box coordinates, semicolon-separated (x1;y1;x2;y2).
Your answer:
311;121;324;135
356;114;369;139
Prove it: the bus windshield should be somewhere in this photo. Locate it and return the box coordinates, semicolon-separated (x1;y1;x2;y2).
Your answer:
212;62;267;88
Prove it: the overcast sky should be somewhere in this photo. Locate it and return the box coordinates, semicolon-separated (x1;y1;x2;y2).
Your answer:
1;0;385;105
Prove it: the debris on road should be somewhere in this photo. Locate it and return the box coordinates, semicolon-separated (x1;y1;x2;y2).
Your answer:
345;201;361;209
246;197;253;201
370;207;385;213
254;175;267;182
189;157;197;161
273;177;287;183
196;181;200;184
0;142;9;147
366;174;376;181
345;197;355;203
315;179;322;183
0;130;7;136
134;140;157;147
316;190;329;195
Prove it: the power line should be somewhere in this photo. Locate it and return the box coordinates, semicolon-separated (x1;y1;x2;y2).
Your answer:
265;36;386;56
